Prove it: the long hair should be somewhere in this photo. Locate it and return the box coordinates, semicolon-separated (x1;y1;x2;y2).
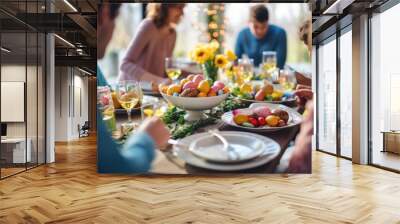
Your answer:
146;3;183;28
299;19;311;46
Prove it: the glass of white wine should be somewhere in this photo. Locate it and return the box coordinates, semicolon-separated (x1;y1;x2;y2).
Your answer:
115;80;142;126
261;51;277;80
165;57;182;82
278;69;297;91
238;58;254;82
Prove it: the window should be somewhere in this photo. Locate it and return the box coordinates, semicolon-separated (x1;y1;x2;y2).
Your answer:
98;3;143;85
370;3;400;171
339;29;352;158
0;0;47;179
317;37;337;154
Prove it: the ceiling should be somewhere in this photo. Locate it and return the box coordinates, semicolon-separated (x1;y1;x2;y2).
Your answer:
311;0;392;44
0;0;97;73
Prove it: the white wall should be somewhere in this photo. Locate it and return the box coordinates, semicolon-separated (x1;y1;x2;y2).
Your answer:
54;67;89;141
1;64;46;164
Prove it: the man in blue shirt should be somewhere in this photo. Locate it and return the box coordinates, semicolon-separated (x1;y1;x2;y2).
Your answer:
97;3;170;173
235;5;287;68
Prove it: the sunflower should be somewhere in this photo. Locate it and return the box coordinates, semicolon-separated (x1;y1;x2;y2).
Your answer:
214;54;228;68
225;49;237;61
193;47;210;64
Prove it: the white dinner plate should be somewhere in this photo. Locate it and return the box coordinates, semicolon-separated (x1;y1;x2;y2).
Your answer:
221;103;302;132
188;132;266;163
173;131;281;171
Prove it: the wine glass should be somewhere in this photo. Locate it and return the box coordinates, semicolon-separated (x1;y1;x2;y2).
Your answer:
278;69;297;91
115;80;142;125
165;57;182;82
97;86;116;132
238;58;254;82
261;51;277;79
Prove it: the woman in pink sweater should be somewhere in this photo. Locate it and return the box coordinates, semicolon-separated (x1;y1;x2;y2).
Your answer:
119;3;185;91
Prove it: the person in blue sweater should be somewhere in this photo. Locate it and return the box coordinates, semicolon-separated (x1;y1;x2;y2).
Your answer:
235;4;287;68
97;3;170;173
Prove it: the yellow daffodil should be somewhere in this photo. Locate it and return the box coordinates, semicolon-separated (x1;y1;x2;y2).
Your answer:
225;49;237;61
193;47;210;64
214;54;228;68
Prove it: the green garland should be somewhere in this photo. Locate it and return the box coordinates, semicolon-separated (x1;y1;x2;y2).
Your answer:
115;98;246;143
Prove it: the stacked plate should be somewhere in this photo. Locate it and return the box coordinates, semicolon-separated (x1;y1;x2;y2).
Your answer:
171;131;281;171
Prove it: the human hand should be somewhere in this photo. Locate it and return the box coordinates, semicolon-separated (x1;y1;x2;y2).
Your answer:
138;116;170;150
288;101;313;173
294;85;313;109
294;72;312;86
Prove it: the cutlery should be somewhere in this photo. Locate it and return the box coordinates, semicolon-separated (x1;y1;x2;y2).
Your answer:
208;129;240;160
168;139;188;148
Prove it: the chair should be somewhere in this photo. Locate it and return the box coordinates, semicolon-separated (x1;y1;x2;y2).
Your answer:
78;121;90;138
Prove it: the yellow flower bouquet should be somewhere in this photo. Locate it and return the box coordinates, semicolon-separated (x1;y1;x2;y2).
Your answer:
189;41;236;82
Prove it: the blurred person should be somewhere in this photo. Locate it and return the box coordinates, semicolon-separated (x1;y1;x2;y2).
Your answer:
235;4;287;68
287;19;313;173
97;3;170;173
119;3;185;91
294;19;313;87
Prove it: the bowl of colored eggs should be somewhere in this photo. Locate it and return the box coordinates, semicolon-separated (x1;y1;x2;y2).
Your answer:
159;74;229;121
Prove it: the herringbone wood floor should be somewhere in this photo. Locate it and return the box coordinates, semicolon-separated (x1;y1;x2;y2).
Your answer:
1;135;400;224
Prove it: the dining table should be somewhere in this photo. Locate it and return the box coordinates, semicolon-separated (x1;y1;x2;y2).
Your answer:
114;96;300;174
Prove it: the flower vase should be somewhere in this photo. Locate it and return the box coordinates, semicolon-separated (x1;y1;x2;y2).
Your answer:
202;63;218;83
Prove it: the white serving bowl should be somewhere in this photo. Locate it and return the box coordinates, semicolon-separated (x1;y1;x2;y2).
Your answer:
161;93;228;121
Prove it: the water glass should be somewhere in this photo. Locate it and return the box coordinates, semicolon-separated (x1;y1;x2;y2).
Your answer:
278;69;297;91
238;58;254;82
165;58;182;82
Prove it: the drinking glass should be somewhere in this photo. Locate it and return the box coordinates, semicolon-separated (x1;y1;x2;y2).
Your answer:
165;58;182;82
238;58;254;82
261;51;277;80
278;69;297;91
115;80;142;124
97;86;116;132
